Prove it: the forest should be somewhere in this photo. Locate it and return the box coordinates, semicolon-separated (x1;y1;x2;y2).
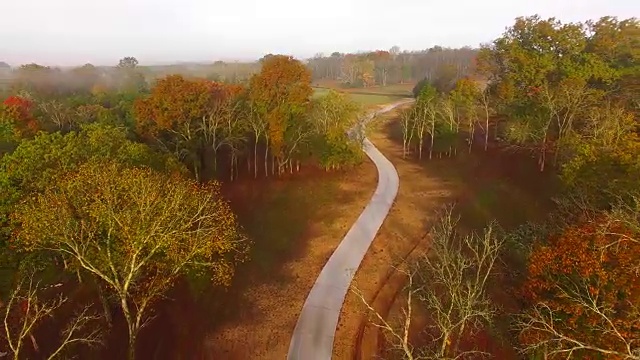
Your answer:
0;13;638;360
362;15;640;360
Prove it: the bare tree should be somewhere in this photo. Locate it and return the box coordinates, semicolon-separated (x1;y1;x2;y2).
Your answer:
478;88;493;151
515;302;640;360
39;100;73;131
354;208;504;359
245;102;267;178
400;107;416;159
1;273;102;360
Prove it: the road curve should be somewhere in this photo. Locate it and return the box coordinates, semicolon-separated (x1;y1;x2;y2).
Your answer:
287;98;415;360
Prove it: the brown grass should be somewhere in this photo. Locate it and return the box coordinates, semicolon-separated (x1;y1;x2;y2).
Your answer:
197;161;378;359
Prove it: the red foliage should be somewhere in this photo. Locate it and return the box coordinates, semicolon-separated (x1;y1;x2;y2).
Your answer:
2;96;39;136
521;216;640;358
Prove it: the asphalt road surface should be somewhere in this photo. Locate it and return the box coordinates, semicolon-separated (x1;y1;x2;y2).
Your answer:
287;99;414;360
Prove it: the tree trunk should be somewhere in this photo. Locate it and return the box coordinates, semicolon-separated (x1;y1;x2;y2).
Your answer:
193;159;200;182
97;284;112;327
30;334;39;353
121;298;138;360
254;140;259;178
235;155;239;180
272;156;276;176
264;139;269;178
128;332;137;360
453;322;466;355
539;133;547;172
440;331;450;358
418;138;423;160
485;112;489;151
429;133;434;160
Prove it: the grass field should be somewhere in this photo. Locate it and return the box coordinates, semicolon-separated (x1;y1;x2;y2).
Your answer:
312;82;414;108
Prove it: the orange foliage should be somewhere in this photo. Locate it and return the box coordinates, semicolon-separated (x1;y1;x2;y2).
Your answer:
2;96;39;137
134;75;242;137
521;217;640;358
249;55;312;155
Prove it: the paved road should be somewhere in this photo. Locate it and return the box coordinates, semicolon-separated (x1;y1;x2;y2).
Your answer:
287;99;415;360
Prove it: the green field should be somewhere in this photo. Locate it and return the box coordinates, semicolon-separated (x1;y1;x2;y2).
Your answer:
312;86;412;107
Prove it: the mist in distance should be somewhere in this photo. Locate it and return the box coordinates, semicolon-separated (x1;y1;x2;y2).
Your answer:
1;0;638;66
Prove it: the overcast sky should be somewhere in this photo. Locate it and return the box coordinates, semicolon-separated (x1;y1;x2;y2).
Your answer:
0;0;638;66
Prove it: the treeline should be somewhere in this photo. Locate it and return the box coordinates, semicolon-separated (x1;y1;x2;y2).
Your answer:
0;54;364;359
383;15;640;359
401;15;639;205
307;46;478;88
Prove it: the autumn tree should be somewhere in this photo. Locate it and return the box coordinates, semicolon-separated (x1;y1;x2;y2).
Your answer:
561;104;640;208
1;96;39;138
248;55;312;175
199;82;244;174
0;123;185;248
401;83;440;160
11;161;248;360
309;90;363;170
134;75;214;180
517;202;640;359
586;17;640;107
414;85;439;159
478;15;618;171
339;54;360;85
450;78;481;152
310;47;478;87
372;50;393;86
358;57;376;88
436;95;460;157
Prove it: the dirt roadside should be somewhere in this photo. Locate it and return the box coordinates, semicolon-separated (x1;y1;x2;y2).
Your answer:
200;161;378;359
332;106;463;360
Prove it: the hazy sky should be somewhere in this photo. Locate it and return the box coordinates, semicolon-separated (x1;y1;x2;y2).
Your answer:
1;0;638;66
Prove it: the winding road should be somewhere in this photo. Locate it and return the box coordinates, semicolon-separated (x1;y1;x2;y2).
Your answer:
287;99;414;360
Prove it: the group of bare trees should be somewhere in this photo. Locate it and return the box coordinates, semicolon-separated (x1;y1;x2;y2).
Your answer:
355;208;505;359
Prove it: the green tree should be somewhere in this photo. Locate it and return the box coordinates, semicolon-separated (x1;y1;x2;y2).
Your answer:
309;90;363;170
12;161;248;360
450;78;481;152
479;15;617;171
